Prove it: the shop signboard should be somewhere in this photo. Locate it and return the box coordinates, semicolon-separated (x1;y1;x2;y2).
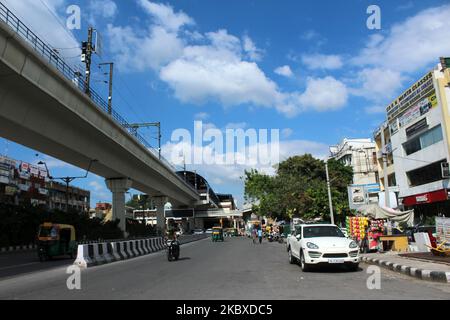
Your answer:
398;93;437;128
39;169;48;178
402;189;448;206
435;217;450;249
20;162;29;172
19;171;30;180
390;121;399;134
0;176;9;184
348;183;381;209
4;186;17;195
18;184;30;192
29;165;39;176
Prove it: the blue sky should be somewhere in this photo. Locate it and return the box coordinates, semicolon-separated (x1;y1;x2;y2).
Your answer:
1;0;450;208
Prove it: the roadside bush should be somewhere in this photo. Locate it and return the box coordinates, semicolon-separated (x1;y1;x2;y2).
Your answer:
0;203;123;247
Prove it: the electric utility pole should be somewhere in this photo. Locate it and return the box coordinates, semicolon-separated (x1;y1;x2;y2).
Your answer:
325;159;335;225
82;27;94;97
99;62;114;114
380;123;391;208
124;122;161;159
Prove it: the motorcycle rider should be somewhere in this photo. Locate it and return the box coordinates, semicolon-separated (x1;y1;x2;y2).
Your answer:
166;220;180;261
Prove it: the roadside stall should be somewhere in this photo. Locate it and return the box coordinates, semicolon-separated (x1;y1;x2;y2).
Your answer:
349;204;414;253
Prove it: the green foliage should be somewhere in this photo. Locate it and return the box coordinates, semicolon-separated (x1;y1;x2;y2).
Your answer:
244;154;353;223
126;194;153;210
0;203;126;247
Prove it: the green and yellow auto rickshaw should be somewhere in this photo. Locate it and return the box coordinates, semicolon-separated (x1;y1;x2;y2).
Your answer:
212;226;224;242
37;223;77;262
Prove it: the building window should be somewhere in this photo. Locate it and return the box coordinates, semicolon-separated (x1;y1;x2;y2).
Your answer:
406;159;446;187
388;174;396;187
403;125;443;156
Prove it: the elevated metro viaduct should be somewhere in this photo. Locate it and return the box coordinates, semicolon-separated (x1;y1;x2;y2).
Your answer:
0;3;200;233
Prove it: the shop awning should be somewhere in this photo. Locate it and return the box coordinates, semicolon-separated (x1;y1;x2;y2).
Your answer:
356;204;414;226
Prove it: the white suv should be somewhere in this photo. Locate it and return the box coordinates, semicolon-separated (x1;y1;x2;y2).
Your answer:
286;224;359;272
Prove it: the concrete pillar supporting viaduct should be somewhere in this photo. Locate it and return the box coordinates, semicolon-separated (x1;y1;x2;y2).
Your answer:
105;178;133;234
152;196;168;234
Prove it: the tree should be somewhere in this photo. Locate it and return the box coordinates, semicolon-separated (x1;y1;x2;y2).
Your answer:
243;154;353;223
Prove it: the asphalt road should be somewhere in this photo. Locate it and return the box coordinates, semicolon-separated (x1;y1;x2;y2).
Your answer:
0;250;72;279
0;237;449;300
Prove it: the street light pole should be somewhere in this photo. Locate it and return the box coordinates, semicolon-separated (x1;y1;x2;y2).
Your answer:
380;123;391;208
325;159;335;225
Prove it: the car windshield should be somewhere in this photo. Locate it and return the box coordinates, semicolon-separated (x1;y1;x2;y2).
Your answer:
303;226;345;238
39;227;52;237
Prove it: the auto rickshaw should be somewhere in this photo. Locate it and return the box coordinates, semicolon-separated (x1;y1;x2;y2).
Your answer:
212;227;224;242
37;223;77;262
227;228;238;237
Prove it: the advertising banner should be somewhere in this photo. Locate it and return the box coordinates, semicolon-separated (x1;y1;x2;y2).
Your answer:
30;165;39;176
4;186;17;195
39;169;48;178
20;162;29;172
399;93;437;128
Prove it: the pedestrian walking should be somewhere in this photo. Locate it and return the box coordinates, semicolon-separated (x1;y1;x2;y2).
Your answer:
252;228;257;244
258;228;263;244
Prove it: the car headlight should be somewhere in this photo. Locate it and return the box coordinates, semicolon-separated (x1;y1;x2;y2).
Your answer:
349;241;358;249
306;242;319;249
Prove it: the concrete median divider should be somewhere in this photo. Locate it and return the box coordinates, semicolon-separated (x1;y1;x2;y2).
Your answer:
74;234;208;268
0;244;37;254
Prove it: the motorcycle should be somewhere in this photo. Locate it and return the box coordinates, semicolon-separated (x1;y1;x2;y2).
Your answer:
167;239;180;261
267;233;274;242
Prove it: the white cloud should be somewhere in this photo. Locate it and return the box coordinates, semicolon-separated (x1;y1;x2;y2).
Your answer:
105;0;195;72
242;35;264;61
274;65;293;78
87;0;118;24
162;137;329;189
106;4;348;117
2;0;79;55
301;54;343;70
352;4;450;73
297;76;348;112
138;0;194;32
351;67;406;102
89;180;110;201
159;30;282;108
106;24;184;72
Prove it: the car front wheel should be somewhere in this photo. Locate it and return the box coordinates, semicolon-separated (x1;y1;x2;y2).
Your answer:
288;247;295;264
300;251;311;272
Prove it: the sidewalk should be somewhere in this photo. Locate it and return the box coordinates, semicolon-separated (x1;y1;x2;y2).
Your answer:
361;252;450;283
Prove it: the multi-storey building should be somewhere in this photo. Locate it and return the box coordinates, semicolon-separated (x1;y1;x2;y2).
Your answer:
0;155;90;212
329;138;380;208
374;58;450;220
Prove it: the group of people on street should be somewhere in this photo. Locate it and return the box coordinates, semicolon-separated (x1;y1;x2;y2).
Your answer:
251;227;263;244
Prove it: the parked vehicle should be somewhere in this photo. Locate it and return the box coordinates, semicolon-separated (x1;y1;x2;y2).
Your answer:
212;227;224;242
205;228;213;234
193;229;205;235
286;224;360;272
37;223;77;262
167;239;180;261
